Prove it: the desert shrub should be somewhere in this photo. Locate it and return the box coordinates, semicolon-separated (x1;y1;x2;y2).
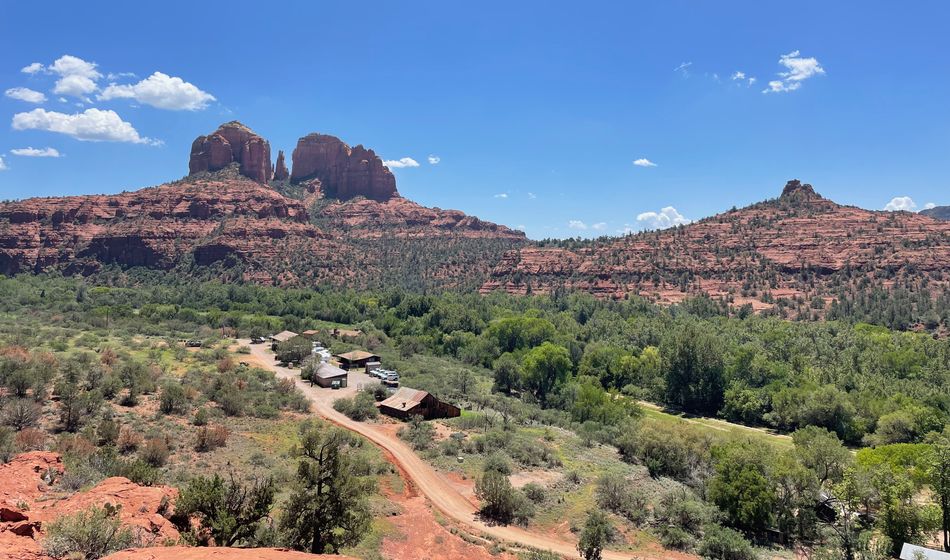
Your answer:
654;489;718;538
216;386;246;417
158;383;188;415
139;436;171;467
596;472;647;524
42;504;140;559
522;482;547;504
96;416;119;446
616;422;712;482
333;391;379;421
173;473;275;547
399;415;435;450
696;524;757;560
483;452;512;475
195;425;229;452
116;427;142;454
1;398;42;430
0;426;14;462
475;468;533;526
15;427;48;451
192;407;209;426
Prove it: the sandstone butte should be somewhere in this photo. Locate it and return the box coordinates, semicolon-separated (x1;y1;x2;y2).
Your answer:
480;180;950;311
0;121;525;286
0;451;353;560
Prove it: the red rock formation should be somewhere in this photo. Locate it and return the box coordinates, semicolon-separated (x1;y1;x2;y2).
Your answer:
274;150;289;181
481;181;950;313
290;133;397;201
188;121;272;183
105;547;355;560
0;452;178;560
0;175;328;279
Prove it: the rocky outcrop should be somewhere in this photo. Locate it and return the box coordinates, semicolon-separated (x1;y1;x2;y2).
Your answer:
189;122;272;183
0;452;178;560
105;547;355;560
290;133;397;201
273;150;289;181
482;181;950;314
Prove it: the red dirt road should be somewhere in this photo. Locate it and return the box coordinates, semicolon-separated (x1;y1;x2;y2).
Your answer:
244;342;665;560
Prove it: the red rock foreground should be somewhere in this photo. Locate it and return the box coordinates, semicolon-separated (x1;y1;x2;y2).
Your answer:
0;452;177;560
104;547;352;560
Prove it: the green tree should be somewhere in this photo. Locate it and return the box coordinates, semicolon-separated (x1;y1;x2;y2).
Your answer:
279;423;374;553
577;510;612;560
275;336;312;364
492;352;522;393
521;342;572;404
663;324;725;415
793;426;853;484
929;435;950;551
174;473;275;547
475;468;533;525
708;442;776;533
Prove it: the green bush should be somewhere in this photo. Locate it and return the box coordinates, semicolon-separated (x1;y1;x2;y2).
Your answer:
697;524;757;560
42;504;140;559
332;391;379;421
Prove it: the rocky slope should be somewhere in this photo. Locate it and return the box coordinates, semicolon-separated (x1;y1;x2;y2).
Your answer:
0;122;525;290
920;205;950;221
481;180;950;315
0;452;179;560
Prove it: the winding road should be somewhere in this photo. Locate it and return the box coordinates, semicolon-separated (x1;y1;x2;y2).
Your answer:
241;341;658;560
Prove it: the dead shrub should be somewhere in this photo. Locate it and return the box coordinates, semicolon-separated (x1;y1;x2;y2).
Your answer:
15;427;48;451
117;426;143;454
194;424;229;452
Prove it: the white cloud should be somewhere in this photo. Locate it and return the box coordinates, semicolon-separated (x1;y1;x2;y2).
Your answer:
883;196;917;212
494;193;508;199
5;87;47;104
923;202;937;210
49;55;102;80
21;62;44;74
748;77;757;85
731;71;757;86
383;157;420;169
53;74;98;97
763;50;825;94
633;158;657;167
527;192;537;199
636;206;691;230
427;155;440;165
568;220;588;230
12;108;152;144
106;72;136;81
99;72;216;111
11;147;61;157
516;224;526;231
0;156;6;171
731;71;746;80
674;61;692;75
591;222;607;231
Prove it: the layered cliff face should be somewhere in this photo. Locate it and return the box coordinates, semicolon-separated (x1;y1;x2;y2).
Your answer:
482;181;950;313
290;133;397;201
188;121;272;183
0;174;327;281
273;150;290;181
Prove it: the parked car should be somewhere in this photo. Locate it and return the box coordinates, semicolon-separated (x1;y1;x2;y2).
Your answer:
185;339;203;348
250;336;265;344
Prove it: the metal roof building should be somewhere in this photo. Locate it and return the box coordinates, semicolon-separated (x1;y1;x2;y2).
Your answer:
377;387;460;420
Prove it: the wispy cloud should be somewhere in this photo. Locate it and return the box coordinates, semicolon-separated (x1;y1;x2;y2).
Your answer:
674;61;692;76
10;147;62;157
763;50;825;93
493;193;509;199
0;156;6;171
633;158;657;168
527;192;537;199
427;155;440;165
923;202;937;210
5;87;47;104
636;206;691;230
383;157;420;169
591;222;607;231
568;220;588;230
883;196;917;212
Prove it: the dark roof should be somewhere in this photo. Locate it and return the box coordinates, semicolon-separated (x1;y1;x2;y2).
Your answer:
336;350;379;362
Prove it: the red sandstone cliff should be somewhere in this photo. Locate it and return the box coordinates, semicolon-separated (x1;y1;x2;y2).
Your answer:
290;133;397;201
188;122;272;183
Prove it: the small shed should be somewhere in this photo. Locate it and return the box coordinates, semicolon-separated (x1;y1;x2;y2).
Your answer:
332;328;364;340
377;388;461;420
313;363;348;388
335;350;381;371
270;330;298;344
301;329;321;340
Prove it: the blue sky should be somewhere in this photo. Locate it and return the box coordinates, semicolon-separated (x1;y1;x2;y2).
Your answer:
1;1;947;239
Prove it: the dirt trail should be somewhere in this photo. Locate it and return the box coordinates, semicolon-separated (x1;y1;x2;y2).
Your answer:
242;341;660;560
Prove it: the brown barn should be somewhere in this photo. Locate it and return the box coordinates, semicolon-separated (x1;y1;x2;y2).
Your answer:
335;350;381;371
377;388;461;420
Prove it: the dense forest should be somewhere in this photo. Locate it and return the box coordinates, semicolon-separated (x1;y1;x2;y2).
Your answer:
1;271;949;559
